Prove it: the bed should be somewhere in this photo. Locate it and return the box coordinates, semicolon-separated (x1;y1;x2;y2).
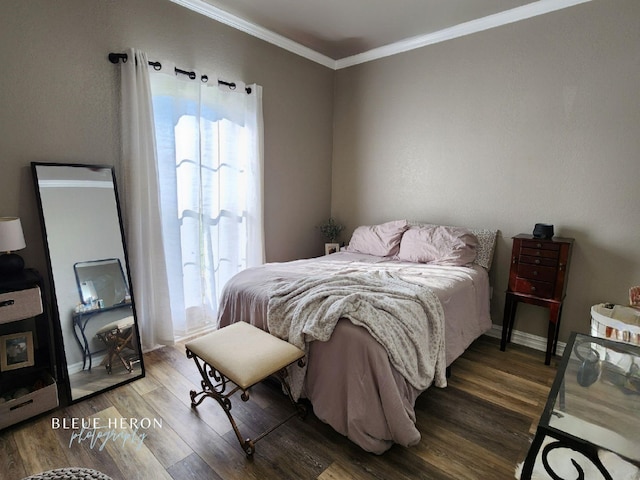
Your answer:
217;220;497;454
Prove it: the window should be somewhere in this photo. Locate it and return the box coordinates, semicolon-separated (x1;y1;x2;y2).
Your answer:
150;73;264;338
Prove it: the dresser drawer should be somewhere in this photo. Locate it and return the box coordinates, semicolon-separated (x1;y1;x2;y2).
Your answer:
520;247;559;260
514;278;555;298
0;287;43;324
519;255;559;267
517;264;558;283
521;239;560;251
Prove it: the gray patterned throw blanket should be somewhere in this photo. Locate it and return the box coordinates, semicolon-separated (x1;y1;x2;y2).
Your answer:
267;271;447;400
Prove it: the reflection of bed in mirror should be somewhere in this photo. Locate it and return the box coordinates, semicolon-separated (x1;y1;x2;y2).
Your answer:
31;162;144;405
71;258;137;371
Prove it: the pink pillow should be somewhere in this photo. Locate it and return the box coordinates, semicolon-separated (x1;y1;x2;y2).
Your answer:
397;225;478;265
346;220;409;257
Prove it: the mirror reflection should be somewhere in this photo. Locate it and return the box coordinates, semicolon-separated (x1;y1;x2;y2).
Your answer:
32;163;144;403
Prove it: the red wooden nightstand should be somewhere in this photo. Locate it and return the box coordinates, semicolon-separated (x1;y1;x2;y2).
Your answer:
500;234;574;365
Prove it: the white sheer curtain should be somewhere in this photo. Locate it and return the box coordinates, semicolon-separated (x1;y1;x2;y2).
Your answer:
119;48;175;349
150;66;264;337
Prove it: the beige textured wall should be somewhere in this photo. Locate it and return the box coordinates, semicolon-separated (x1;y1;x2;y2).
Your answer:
332;0;640;342
0;0;334;279
3;0;639;347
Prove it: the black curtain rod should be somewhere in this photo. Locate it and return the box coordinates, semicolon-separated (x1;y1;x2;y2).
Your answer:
108;52;251;94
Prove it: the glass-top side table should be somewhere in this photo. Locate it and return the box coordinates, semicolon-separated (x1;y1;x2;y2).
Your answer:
521;331;640;479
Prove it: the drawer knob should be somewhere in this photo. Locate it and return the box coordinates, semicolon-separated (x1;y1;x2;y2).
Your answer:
531;286;537;292
533;271;538;276
536;243;542;248
535;259;541;264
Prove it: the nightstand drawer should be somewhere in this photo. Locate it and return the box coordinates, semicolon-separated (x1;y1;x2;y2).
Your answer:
517;264;558;283
521;239;560;251
519;255;559;267
520;247;559;260
0;287;43;324
514;278;555;298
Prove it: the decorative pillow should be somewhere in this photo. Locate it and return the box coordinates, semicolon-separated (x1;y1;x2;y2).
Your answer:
397;225;478;265
346;220;409;257
468;228;497;270
408;221;497;270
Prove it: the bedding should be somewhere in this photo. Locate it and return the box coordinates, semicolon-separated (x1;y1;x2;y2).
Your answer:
217;247;493;454
345;219;408;256
397;224;478;265
267;270;447;401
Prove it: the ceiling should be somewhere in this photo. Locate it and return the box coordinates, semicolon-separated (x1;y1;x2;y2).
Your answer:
171;0;592;69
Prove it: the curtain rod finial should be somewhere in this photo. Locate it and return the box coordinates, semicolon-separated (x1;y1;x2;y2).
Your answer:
109;52;128;64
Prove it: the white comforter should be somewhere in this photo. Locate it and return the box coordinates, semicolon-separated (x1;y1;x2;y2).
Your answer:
267;270;447;400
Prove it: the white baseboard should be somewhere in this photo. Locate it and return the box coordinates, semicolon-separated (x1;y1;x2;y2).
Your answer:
486;323;566;357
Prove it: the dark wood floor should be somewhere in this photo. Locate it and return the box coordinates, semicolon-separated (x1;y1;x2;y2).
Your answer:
0;336;557;480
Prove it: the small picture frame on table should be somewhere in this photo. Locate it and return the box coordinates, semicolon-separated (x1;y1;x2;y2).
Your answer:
0;331;35;371
325;243;340;255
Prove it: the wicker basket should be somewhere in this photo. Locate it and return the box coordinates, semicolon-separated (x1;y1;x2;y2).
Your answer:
590;303;640;346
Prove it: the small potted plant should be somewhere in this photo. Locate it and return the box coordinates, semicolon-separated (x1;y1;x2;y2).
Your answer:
318;218;343;255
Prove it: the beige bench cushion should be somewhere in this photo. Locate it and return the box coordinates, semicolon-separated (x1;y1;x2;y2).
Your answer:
186;322;304;390
95;316;135;335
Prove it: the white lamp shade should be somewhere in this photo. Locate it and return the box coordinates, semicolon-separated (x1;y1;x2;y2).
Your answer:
0;217;26;252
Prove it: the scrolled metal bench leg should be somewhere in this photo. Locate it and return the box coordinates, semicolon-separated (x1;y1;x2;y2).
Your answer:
186;347;257;456
185;345;306;457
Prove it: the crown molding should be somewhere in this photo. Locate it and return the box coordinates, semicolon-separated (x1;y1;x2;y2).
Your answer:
169;0;337;69
172;0;592;71
335;0;593;69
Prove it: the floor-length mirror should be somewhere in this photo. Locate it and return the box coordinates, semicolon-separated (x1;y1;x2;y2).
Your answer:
32;162;144;404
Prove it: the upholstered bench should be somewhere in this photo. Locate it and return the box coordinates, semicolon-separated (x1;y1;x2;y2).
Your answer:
185;321;306;456
95;316;136;374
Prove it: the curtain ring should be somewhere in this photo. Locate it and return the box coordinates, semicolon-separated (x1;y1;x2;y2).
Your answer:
201;75;208;83
149;61;162;71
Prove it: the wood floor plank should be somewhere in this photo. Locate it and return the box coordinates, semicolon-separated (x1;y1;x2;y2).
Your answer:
13;416;71;474
447;359;550;418
464;337;557;385
415;382;537;462
151;343;201;380
167;452;224;480
413;411;515;479
129;369;163;396
2;335;558;480
316;461;358;480
48;407;127;480
0;430;27;480
142;385;265;480
89;406;173;480
104;382;192;469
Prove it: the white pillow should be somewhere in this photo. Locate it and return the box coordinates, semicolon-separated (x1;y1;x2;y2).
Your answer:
397;225;478;265
408;221;497;270
346;220;408;257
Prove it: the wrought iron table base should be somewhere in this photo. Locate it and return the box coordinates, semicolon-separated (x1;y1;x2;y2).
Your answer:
520;430;613;480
